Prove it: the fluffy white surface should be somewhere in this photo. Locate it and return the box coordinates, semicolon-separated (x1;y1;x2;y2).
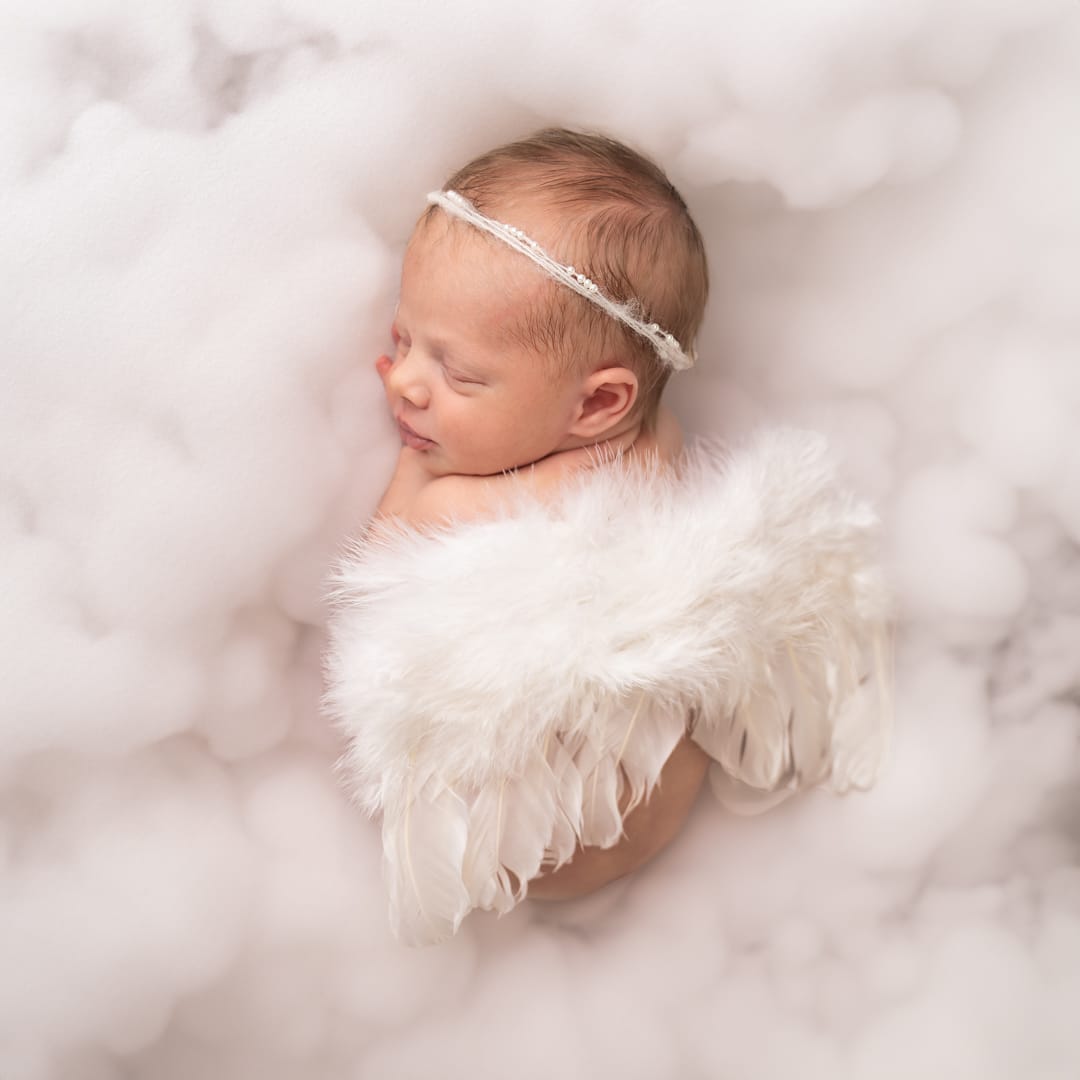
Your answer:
1;1;1077;1078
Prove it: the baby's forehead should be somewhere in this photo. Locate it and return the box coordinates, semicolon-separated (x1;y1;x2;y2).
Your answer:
405;211;560;319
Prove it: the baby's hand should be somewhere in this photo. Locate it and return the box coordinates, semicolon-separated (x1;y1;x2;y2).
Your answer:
375;354;393;385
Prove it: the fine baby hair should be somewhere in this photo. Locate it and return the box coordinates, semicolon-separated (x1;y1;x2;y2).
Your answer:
424;128;710;422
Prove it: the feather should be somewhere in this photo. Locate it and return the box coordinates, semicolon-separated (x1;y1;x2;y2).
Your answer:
828;626;893;792
496;749;560;899
706;768;795;815
616;697;686;814
460;781;509;911
782;642;834;788
544;735;584;869
699;627;892;811
383;776;471;946
461;742;588;912
578;747;624;849
692;680;791;792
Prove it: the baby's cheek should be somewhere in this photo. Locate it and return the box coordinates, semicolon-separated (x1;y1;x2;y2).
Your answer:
375;354;393;382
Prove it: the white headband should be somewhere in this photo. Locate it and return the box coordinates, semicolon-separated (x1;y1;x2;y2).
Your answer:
426;189;696;372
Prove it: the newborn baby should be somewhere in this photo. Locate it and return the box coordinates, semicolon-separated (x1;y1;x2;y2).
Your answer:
372;129;713;898
328;128;891;945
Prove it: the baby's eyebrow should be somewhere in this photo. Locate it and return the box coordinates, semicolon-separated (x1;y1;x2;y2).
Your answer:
426;334;472;366
425;334;453;355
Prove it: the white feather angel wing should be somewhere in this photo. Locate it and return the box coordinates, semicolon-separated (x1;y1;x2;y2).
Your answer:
685;433;893;811
325;430;892;944
382;777;471;946
691;630;892;813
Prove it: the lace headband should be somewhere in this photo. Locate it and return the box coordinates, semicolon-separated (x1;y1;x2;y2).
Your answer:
426;189;695;372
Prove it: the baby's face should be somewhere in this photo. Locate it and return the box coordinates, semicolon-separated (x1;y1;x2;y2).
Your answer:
379;213;586;477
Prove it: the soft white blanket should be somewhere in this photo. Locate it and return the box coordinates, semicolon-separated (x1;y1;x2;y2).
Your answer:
325;430;891;944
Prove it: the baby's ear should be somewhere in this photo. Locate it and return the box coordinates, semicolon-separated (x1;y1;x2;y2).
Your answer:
568;366;638;438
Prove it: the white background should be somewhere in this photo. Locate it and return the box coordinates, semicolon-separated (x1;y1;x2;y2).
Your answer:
1;2;1078;1078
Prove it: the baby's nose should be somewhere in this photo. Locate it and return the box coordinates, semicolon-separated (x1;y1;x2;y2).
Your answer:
383;354;430;409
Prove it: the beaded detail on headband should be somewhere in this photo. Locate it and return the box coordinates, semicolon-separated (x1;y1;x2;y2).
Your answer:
426;189;696;372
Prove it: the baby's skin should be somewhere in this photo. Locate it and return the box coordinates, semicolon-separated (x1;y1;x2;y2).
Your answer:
371;206;710;900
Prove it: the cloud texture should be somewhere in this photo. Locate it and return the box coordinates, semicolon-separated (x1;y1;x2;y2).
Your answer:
1;2;1078;1077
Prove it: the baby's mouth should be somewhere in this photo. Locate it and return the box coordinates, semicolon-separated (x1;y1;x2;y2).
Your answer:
396;417;436;450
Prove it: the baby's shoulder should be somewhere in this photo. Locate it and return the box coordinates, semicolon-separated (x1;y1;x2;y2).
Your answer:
404;448;594;530
406;472;494;529
403;414;686;531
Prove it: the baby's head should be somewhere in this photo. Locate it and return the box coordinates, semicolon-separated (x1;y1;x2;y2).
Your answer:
381;128;709;476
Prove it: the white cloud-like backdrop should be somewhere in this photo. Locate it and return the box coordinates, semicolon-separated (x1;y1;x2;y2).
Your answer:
2;2;1078;1078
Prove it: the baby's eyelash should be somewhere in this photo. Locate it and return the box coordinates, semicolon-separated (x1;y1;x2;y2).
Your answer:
444;367;481;386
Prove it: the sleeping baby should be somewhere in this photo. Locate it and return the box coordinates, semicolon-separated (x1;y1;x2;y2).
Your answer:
326;128;892;944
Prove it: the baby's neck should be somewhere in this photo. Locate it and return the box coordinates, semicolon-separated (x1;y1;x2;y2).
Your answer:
546;414;646;466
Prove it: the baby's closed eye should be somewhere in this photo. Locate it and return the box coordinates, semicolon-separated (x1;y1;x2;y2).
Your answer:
442;363;485;387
